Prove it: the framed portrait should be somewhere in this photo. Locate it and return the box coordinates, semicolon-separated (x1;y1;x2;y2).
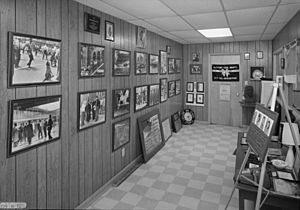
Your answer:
196;82;204;92
196;93;204;105
257;51;263;59
168;81;175;98
84;13;100;34
134;85;148;112
186;82;194;92
78;90;106;131
136;26;147;49
161;118;172;141
250;66;264;80
190;64;202;74
159;50;167;74
192;52;200;63
166;45;171;54
168;58;176;74
113;49;131;76
175;59;181;74
105;20;114;42
8;95;61;156
186;93;194;103
112;118;130;151
79;43;105;78
149;54;159;74
175;80;181;95
149;84;160;107
135;51;148;75
244;52;250;60
8;32;61;87
112;88;130;118
160;78;168;103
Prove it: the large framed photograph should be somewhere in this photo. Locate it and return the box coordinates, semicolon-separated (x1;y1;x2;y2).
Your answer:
113;118;130;151
135;51;148;75
175;59;181;74
168;81;175;98
8;32;61;87
79;43;105;78
112;88;130;118
136;26;147;49
160;78;168;103
175;80;181;95
168;58;176;74
161;118;172;141
159;50;167;74
78;90;106;131
84;12;100;34
196;82;204;92
190;64;202;74
149;54;159;74
105;20;114;42
134;85;148;112
8;95;61;156
113;49;131;76
149;84;160;107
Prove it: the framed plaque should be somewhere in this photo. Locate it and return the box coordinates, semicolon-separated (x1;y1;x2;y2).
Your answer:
84;13;100;34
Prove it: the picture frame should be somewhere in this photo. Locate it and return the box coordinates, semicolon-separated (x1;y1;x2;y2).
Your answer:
135;51;148;75
8;31;61;87
8;95;61;156
166;45;171;54
186;93;194;103
161;117;172;141
159;50;167;74
175;80;181;95
196;93;204;105
149;54;159;74
112;118;130;151
171;111;182;133
113;49;131;76
84;12;100;34
136;26;147;49
168;81;175;98
160;78;168;103
134;85;148;112
257;51;263;59
192;52;200;63
186;82;194;92
190;64;202;74
175;59;181;74
78;90;106;131
244;52;250;60
168;58;176;74
79;43;105;78
112;88;130;119
196;82;204;92
250;66;265;80
105;20;114;42
149;84;160;107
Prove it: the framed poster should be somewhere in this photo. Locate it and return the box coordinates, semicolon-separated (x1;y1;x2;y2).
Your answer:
79;43;105;78
105;20;114;42
186;93;194;103
137;109;165;162
113;49;131;76
168;58;176;74
196;93;204;105
84;12;100;34
159;50;167;74
190;64;202;74
175;80;181;95
136;26;147;49
149;84;160;107
161;118;172;141
8;32;61;87
250;66;264;80
168;81;175;98
112;118;130;151
160;78;168;103
134;85;148;112
186;82;194;92
175;59;181;73
78;90;106;131
135;51;148;75
196;82;204;92
8;95;61;156
149;54;159;74
112;88;130;118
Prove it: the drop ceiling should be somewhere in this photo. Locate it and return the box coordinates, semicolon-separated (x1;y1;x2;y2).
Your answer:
74;0;300;44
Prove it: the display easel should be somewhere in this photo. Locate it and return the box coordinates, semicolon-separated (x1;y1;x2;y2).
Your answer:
225;80;300;210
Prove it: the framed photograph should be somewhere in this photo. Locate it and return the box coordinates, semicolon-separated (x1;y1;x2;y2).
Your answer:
78;90;106;131
84;12;100;34
186;82;194;92
8;32;61;87
149;84;160;107
168;58;176;74
196;82;204;92
175;59;181;73
112;118;130;151
190;64;202;74
175;80;181;95
134;85;148;112
171;111;182;133
135;51;148;75
136;26;147;49
250;66;265;80
166;45;171;54
244;52;250;60
160;78;168;103
79;43;105;78
161;118;172;141
186;93;194;103
159;50;167;74
196;93;204;105
112;88;130;118
149;54;159;74
8;95;61;156
192;52;200;63
113;49;131;76
168;81;175;98
257;51;263;59
105;20;114;42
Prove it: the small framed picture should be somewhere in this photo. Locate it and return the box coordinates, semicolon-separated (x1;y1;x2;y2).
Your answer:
196;94;204;105
186;93;194;103
175;80;181;95
280;58;285;69
175;59;181;73
149;54;159;74
159;50;167;74
190;64;202;74
250;66;264;80
112;118;130;151
160;78;168;103
136;26;147;49
168;81;175;98
113;49;131;76
196;82;204;92
186;82;194;92
105;20;114;42
244;52;250;60
135;51;148;75
257;51;263;59
84;12;100;34
192;52;200;62
168;58;175;74
149;84;160;107
134;85;148;112
112;88;130;119
166;45;171;54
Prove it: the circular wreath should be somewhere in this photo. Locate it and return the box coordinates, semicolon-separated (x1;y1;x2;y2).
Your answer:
181;109;195;125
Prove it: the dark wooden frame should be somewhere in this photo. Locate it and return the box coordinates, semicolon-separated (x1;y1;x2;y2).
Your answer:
105;20;114;42
186;93;194;103
134;51;148;75
161;117;172;141
134;85;148;112
112;117;130;152
196;93;204;104
149;84;160;107
250;66;265;80
190;63;202;74
159;50;167;75
186;82;194;92
84;12;100;34
168;80;175;98
196;82;204;93
168;58;176;74
113;49;131;76
8;95;62;157
149;54;159;74
160;78;168;103
175;79;181;95
112;88;130;119
78;89;106;131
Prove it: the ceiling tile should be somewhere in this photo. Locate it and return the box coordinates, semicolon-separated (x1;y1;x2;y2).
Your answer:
281;0;300;4
146;16;193;31
169;30;205;38
235;34;262;41
264;23;287;34
227;6;276;27
160;0;222;15
158;32;182;40
100;0;176;19
127;20;164;32
231;25;265;36
208;37;235;43
270;3;300;24
183;12;228;29
222;0;279;11
261;33;275;40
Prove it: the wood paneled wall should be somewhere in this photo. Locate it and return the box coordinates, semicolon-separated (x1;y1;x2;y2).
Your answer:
183;41;273;121
0;0;183;209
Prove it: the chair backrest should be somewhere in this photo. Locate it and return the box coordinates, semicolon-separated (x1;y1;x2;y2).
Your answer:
294;149;300;180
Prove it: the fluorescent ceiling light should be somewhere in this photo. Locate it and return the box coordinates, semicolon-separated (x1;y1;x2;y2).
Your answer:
197;28;232;38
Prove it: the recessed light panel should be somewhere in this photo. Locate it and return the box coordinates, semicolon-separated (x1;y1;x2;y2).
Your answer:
197;28;232;38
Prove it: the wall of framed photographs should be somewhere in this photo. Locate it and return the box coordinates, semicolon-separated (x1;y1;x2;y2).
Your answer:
0;0;183;209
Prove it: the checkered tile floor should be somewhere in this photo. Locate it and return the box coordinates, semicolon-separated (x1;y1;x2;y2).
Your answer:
85;122;242;210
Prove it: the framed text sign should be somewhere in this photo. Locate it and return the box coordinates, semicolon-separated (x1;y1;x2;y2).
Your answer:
84;13;100;34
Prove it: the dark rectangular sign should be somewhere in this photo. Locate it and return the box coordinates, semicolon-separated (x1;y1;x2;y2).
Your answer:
212;64;239;81
84;13;100;34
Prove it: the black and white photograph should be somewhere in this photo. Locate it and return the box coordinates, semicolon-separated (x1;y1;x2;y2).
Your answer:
257;51;263;59
9;32;61;87
112;88;130;118
149;54;159;74
8;95;61;156
134;85;148;112
136;26;147;49
113;49;131;76
175;59;181;73
168;58;176;74
250;66;264;80
113;118;130;151
160;78;168;103
78;90;106;131
196;94;204;105
168;81;175;98
196;82;204;92
244;52;250;60
186;93;194;103
79;43;105;78
192;52;200;62
135;52;148;75
186;82;194;92
175;80;181;95
105;20;114;42
149;84;160;107
159;50;167;74
190;64;202;74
